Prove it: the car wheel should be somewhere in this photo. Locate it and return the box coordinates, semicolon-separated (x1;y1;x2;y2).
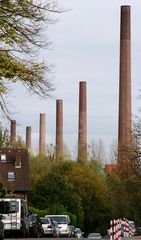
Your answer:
0;233;4;240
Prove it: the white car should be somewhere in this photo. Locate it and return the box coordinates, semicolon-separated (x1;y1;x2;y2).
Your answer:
45;214;71;237
87;232;102;240
40;217;55;237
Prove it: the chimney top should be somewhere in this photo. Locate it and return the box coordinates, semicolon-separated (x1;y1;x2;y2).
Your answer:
121;5;130;8
80;81;86;84
121;5;131;10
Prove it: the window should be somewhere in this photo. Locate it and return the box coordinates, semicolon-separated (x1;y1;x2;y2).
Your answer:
40;218;50;224
8;172;15;181
15;154;21;168
0;201;19;214
0;154;6;163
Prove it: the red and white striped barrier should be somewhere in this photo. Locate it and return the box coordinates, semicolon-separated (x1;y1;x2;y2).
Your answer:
128;220;136;236
123;219;129;237
109;219;121;240
109;219;135;239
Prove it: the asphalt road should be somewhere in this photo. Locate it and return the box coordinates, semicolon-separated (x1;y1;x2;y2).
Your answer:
4;238;109;240
4;238;111;240
5;237;141;240
5;239;110;240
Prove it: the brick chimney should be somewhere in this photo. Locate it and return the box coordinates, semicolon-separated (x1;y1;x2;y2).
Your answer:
39;113;46;156
56;99;63;161
26;126;31;149
118;5;132;161
78;81;87;164
10;120;16;143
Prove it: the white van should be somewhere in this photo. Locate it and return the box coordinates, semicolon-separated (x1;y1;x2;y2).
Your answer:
45;215;71;237
0;198;29;237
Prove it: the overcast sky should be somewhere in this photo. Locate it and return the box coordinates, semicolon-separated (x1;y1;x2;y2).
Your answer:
3;0;141;160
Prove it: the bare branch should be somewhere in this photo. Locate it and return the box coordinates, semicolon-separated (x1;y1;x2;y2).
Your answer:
0;0;63;118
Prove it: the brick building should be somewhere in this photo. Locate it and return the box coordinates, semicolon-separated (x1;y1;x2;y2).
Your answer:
0;149;32;199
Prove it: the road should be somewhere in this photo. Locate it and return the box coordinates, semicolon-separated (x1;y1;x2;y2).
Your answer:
4;238;109;240
4;237;141;240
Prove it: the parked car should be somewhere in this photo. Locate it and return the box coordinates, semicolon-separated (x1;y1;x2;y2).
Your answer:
45;214;71;237
51;220;61;238
0;215;4;240
87;232;102;240
136;226;141;236
28;213;43;237
74;228;84;238
40;217;56;237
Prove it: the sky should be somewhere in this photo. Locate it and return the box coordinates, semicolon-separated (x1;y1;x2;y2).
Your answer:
2;0;141;160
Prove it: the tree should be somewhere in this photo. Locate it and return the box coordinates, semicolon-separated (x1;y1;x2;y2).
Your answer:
66;164;110;234
0;125;11;148
46;144;56;162
28;160;80;224
88;140;106;163
88;159;106;178
28;154;53;186
28;158;111;234
0;125;25;148
106;118;141;225
108;140;118;164
12;135;25;148
0;0;62;117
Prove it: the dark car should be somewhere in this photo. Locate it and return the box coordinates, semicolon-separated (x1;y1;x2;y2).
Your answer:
0;216;4;240
136;227;141;236
28;213;43;237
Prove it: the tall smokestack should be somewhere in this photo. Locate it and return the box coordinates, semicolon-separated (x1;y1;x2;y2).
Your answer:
118;6;132;160
78;81;87;163
39;113;46;156
26;126;31;149
10;120;16;143
56;99;63;161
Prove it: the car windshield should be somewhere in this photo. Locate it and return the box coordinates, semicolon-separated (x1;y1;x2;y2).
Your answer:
48;216;68;223
40;218;50;224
